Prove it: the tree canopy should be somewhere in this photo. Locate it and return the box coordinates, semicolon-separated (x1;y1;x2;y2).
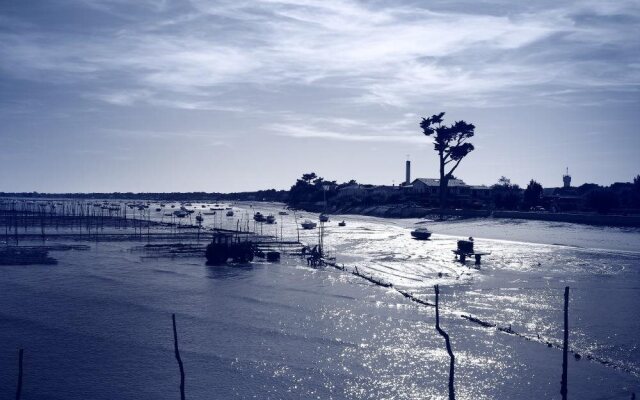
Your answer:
420;112;475;177
420;112;476;208
523;179;543;208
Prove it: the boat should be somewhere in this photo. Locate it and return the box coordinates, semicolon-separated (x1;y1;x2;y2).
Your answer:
278;211;289;215
173;210;187;218
195;214;204;223
319;214;329;222
338;221;346;227
301;220;317;230
410;228;432;240
226;210;234;217
266;214;276;224
155;208;162;212
253;212;266;222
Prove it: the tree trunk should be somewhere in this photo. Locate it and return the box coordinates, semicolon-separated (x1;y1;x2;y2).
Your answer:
439;152;447;214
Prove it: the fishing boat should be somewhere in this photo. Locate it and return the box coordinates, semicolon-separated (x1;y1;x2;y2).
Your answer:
301;220;317;230
266;214;276;224
338;221;346;227
226;210;234;217
253;212;266;222
319;213;330;222
410;228;432;240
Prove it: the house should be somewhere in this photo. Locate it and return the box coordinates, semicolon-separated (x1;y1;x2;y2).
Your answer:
336;183;366;198
470;185;492;200
410;178;470;196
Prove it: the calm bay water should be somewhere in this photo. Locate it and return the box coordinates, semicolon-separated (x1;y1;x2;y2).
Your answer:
1;202;639;399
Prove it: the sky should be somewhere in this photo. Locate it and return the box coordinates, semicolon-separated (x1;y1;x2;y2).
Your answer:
1;0;639;193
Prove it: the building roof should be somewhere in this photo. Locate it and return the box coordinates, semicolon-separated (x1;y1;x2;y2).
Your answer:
412;178;468;187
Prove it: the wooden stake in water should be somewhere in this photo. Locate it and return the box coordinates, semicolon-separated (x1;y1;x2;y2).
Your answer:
561;286;569;400
434;285;455;400
172;314;186;400
16;348;23;400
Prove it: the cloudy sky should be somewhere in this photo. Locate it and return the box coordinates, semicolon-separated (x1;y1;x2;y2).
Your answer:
1;0;639;192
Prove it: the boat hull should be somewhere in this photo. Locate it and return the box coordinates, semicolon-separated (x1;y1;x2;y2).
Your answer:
410;231;432;240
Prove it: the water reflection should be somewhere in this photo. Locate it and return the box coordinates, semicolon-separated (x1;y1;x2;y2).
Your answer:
206;262;257;279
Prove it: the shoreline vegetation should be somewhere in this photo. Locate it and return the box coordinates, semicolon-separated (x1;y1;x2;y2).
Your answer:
297;203;640;227
1;193;639;228
2;171;640;227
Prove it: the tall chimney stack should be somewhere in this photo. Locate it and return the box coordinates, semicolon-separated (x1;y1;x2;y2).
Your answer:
405;160;411;185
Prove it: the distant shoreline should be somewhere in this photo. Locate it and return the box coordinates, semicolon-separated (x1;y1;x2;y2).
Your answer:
291;203;640;228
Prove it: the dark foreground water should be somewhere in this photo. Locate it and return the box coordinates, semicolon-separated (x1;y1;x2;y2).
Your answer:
1;202;639;399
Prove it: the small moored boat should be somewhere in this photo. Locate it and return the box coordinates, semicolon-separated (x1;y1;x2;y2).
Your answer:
301;220;317;230
410;228;432;240
338;221;346;227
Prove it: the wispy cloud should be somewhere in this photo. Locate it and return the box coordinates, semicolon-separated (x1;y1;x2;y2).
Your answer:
0;0;638;110
267;114;425;143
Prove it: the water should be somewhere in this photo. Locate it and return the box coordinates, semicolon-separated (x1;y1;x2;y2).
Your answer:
1;202;639;399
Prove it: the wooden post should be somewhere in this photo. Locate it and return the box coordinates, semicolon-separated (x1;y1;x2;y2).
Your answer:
561;286;569;400
16;348;23;400
172;314;186;400
434;285;455;400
